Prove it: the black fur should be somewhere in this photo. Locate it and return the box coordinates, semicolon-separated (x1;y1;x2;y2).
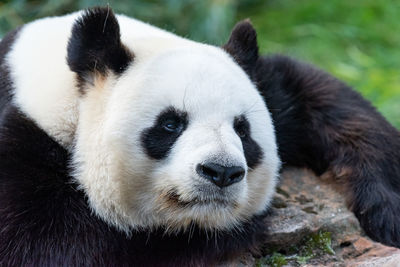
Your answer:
141;107;188;160
0;28;20;110
234;115;263;168
254;55;400;248
67;7;133;90
223;20;259;77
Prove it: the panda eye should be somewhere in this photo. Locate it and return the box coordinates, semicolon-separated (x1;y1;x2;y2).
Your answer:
234;116;249;138
162;118;183;133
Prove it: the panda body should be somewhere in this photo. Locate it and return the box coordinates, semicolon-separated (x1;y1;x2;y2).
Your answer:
1;7;400;266
1;8;280;265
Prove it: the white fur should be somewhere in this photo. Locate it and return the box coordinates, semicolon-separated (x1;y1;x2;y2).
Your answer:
7;14;79;148
6;11;281;233
7;12;180;148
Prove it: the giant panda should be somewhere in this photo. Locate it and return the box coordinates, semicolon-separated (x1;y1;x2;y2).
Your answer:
0;7;399;266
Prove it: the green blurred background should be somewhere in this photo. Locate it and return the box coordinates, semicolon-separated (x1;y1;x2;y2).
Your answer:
1;0;399;128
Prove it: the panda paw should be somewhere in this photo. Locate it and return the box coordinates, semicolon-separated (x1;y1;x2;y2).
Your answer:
355;194;400;248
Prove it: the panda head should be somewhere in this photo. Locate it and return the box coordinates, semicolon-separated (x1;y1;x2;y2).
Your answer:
68;8;280;233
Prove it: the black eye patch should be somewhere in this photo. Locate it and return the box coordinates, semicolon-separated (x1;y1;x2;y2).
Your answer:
141;107;188;160
234;115;263;169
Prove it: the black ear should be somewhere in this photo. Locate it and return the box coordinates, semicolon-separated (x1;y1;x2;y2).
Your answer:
223;20;259;77
67;7;133;86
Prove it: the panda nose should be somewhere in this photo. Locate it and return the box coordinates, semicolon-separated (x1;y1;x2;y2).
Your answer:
196;163;245;188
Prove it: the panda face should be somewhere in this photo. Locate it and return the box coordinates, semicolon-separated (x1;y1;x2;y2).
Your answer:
72;45;280;233
6;9;281;233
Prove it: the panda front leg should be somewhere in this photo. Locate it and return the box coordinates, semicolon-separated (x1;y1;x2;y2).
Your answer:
326;156;400;248
255;54;400;248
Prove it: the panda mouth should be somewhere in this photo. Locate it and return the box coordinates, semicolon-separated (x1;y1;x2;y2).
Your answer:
166;190;232;208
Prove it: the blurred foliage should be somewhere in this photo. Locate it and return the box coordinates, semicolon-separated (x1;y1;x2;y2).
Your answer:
240;0;400;128
0;0;242;43
0;0;399;128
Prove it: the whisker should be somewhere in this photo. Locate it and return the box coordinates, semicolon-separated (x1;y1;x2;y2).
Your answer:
241;99;259;115
182;86;188;112
102;4;111;34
